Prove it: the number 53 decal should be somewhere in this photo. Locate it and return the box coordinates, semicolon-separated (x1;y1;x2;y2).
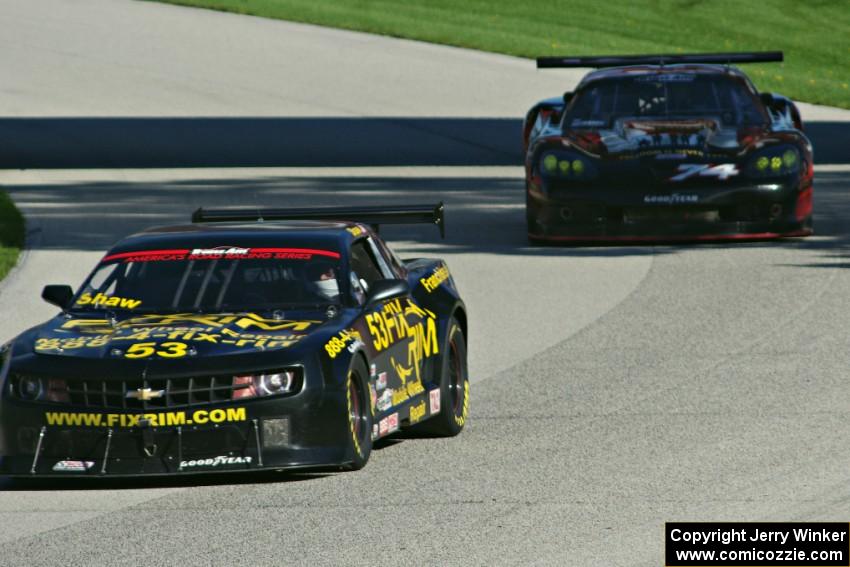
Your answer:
125;342;189;359
670;163;739;182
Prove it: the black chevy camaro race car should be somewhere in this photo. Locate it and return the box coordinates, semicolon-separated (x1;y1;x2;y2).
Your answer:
0;204;469;477
524;51;814;243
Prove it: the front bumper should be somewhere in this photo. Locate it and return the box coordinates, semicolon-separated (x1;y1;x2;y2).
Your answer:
0;390;353;478
527;178;813;242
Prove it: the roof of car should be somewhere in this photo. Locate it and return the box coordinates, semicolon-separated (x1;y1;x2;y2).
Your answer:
102;221;366;258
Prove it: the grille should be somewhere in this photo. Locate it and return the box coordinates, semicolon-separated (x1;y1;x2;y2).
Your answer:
12;374;249;410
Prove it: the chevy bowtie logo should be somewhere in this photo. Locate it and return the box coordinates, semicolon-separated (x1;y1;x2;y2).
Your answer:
126;388;165;401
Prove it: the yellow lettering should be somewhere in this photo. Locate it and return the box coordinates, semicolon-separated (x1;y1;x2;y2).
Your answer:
226;407;247;422
166;412;186;426
410;401;426;423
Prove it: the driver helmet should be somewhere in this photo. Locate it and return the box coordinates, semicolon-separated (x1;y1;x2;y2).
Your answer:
306;260;340;302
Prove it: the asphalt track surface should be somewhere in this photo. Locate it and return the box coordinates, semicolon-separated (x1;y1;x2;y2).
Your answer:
1;1;850;565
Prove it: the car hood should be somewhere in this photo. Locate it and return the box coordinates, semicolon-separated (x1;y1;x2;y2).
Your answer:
29;310;346;360
568;117;751;156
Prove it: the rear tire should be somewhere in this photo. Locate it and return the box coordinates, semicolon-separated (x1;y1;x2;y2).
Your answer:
411;318;469;437
345;357;373;470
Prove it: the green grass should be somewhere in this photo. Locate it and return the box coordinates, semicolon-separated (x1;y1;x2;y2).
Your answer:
156;0;850;109
0;191;24;283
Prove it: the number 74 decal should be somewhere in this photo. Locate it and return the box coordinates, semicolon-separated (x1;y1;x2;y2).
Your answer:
670;163;739;182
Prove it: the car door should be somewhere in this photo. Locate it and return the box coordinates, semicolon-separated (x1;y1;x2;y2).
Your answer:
350;236;431;431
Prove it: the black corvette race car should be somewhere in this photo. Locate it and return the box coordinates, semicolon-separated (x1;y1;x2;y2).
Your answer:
524;51;814;242
0;204;469;477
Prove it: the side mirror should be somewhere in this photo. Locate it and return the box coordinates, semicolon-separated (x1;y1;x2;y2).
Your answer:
366;279;409;306
42;285;74;309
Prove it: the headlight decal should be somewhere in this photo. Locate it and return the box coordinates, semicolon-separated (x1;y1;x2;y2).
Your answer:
538;151;596;179
747;146;801;178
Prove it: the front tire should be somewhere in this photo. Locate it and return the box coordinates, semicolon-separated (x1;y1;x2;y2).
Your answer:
412;318;469;436
345;357;373;470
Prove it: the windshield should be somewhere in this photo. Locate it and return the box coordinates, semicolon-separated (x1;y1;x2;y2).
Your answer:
73;246;344;313
564;74;766;128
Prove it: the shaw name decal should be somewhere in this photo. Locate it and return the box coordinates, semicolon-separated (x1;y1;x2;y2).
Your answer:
75;293;142;310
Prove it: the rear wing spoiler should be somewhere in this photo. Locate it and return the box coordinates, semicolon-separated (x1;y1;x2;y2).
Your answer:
537;51;783;69
191;202;446;238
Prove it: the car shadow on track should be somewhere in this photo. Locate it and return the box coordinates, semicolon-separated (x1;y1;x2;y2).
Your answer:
0;439;421;491
2;117;847;167
0;470;330;491
3;116;846;260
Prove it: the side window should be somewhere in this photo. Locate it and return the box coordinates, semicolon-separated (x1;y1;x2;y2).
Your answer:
372;236;406;278
349;240;384;293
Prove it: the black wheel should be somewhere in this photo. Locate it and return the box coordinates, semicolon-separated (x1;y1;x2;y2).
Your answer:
411;317;469;437
345;357;373;470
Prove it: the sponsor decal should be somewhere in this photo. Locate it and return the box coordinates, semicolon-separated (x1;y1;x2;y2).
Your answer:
379;417;389;436
643;194;699;205
365;299;439;364
346;225;364;237
189;246;249;258
44;407;248;428
626;119;715;135
180;455;252;469
370;363;377;377
369;384;377;413
387;412;399;433
669;163;739;182
75;292;142;310
429;389;441;415
420;263;451;293
635;73;695;82
324;328;362;359
571;119;606;127
390;374;424;406
52;460;95;472
377;389;393;412
654;152;689;161
409;401;426;424
102;247;341;263
36;313;320;355
372;424;379;440
376;372;387;391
